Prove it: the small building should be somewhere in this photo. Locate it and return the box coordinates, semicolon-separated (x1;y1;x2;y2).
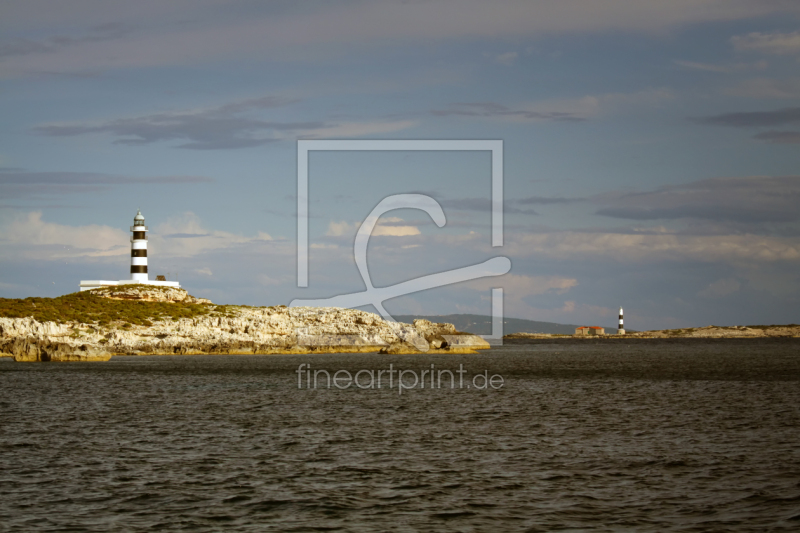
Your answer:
575;326;605;336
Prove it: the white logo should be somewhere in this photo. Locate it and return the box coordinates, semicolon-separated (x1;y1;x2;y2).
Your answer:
291;140;508;342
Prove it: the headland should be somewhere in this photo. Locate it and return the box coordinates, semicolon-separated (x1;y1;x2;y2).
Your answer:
0;285;488;362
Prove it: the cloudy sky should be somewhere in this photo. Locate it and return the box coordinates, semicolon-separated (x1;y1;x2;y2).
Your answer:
1;0;799;330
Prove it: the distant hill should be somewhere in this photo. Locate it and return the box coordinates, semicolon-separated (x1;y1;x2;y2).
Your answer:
393;314;610;335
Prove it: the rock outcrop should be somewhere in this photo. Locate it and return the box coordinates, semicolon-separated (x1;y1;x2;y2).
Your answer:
89;285;211;304
378;320;491;353
0;290;490;361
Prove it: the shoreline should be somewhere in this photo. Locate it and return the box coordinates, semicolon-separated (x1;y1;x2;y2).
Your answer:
3;286;797;361
0;286;490;362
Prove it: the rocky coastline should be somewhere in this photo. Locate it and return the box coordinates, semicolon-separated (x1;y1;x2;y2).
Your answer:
0;286;489;362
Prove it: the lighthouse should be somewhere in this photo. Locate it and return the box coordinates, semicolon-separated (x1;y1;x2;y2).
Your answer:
618;307;625;335
79;210;180;291
130;210;148;282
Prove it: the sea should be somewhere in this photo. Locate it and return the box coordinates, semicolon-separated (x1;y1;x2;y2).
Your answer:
1;339;799;531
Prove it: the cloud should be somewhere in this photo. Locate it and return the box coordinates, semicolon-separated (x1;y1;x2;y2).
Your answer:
693;107;800;128
4;1;799;76
0;22;132;59
325;217;420;238
440;195;582;214
554;301;615;319
372;225;420;237
0;211;279;263
594;176;800;223
0;171;211;185
753;130;800;144
725;78;800;99
0;170;212;199
431;102;585;122
196;267;213;276
162;233;211;239
468;273;579;318
0;211;128;260
694;107;800;145
33;96;315;150
494;51;518;66
673;59;767;73
484;297;615;326
505;230;800;263
698;278;741;298
464;273;577;295
257;274;286;286
731;31;800;55
439;197;537;215
505;88;675;121
151;212;273;257
517;196;584;205
325;221;357;237
298;120;418;139
33;96;417;149
455;273;614;321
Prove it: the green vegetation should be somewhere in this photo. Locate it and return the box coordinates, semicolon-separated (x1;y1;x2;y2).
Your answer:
0;290;220;326
90;284;182;295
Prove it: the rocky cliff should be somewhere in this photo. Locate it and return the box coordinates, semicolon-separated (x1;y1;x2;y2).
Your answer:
0;286;489;362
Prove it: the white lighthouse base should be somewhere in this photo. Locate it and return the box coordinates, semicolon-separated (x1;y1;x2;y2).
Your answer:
79;279;181;292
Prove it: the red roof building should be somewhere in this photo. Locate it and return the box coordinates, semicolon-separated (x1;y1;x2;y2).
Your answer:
575;326;605;336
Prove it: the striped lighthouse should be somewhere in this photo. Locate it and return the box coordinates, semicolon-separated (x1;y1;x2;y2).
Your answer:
130;209;148;282
618;306;625;335
79;210;180;291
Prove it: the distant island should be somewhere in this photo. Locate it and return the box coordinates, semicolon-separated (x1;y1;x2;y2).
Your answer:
393;314;590;335
393;314;638;335
0;285;488;362
506;326;800;339
398;313;799;339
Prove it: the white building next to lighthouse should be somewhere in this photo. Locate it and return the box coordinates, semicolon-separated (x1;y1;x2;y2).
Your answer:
79;210;181;291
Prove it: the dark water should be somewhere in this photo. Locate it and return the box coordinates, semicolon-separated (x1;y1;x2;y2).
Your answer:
2;340;800;531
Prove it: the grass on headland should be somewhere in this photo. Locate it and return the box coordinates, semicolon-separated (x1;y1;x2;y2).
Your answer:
0;287;290;327
0;291;217;327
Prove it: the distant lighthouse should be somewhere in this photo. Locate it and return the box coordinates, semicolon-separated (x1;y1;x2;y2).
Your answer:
618;307;625;335
130;209;148;282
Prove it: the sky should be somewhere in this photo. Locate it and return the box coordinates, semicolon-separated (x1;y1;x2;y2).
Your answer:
1;0;799;330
